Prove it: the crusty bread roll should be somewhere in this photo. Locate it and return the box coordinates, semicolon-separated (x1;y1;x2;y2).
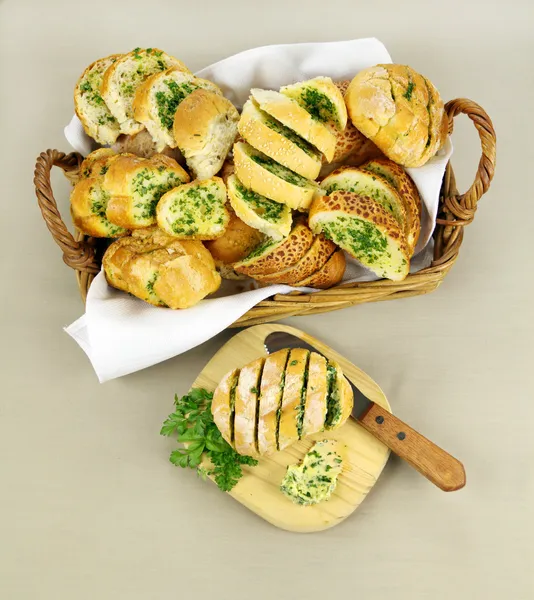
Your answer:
211;350;353;457
132;68;222;152
103;154;190;229
250;88;337;162
234;220;314;277
79;148;118;179
233;141;319;211
293;249;346;289
345;64;447;168
226;174;292;241
74;54;122;145
361;157;422;254
238;99;322;180
173;88;239;179
103;227;221;308
101;48;190;135
309;191;410;281
156;177;229;240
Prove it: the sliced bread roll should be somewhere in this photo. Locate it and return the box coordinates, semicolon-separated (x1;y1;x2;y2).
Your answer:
101;48;190;135
361;157;421;254
238;99;322;179
103;154;190;229
173;88;239;179
233;141;319;211
234;221;314;277
252;234;336;285
132;69;222;152
74;54;122;145
321;167;407;231
156;177;229;240
278;349;310;451
79;148;117;179
309;191;410;281
293;249;346;289
226;174;292;241
280;76;347;132
325;362;354;430
251;88;337;162
234;358;264;457
211;368;239;446
301;353;328;437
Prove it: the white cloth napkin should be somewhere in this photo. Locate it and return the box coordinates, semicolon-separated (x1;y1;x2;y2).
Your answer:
64;38;453;382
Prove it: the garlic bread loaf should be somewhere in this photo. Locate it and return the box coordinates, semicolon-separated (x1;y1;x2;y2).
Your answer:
101;48;190;135
238;99;322;180
79;148;118;179
226;174;292;241
103;154;190;229
211;350;354;457
233;141;319;211
156;177;229;240
103;227;221;308
74;54;122;145
309;191;410;281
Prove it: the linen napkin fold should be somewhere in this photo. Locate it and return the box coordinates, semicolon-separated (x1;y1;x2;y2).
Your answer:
64;37;453;382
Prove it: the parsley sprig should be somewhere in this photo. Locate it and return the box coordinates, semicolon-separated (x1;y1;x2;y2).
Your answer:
160;388;258;492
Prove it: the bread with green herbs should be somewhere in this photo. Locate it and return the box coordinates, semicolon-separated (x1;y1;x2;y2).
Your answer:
234;358;264;457
101;48;190;136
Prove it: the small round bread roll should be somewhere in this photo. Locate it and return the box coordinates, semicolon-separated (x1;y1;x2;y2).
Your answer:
345;64;448;168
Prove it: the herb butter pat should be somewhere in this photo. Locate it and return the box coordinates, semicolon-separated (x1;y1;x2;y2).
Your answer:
280;440;343;506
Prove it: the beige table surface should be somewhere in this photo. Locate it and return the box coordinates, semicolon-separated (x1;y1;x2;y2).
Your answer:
1;0;532;598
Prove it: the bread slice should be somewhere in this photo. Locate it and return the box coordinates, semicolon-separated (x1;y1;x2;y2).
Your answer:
226;174;292;241
103;154;190;229
234;358;264;457
132;69;222;152
233;141;319;210
301;353;328;437
101;48;190;135
325;362;354;430
173;88;239;179
293;249;346;289
321;167;407;231
238;99;322;179
280;76;347;132
309;191;410;281
361;157;421;254
79;148;117;179
278;349;310;451
250;88;337;162
234;221;314;276
252;234;336;285
75;54;122;145
257;349;289;456
156;177;229;240
212;368;239;446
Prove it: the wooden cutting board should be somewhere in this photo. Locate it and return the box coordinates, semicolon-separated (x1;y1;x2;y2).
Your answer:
192;323;391;532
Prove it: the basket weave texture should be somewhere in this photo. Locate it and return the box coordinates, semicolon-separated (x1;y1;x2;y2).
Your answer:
34;98;496;327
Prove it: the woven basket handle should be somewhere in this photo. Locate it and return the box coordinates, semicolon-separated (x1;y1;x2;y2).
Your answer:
34;149;99;273
438;98;496;226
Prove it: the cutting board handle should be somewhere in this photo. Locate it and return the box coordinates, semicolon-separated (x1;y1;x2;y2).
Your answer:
359;404;466;492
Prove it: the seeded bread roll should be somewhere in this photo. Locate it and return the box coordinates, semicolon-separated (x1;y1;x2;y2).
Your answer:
101;49;189;136
74;54;122;145
345;64;447;167
293;249;346;289
238;99;322;179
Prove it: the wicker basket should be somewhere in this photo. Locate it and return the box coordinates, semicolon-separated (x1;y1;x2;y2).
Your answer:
34;98;496;327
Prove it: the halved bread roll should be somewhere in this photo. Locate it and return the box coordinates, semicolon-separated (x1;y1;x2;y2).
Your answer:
251;88;337;162
301;353;328;437
309;191;410;281
210;368;239;446
238;99;322;179
103;154;190;229
280;76;347;132
226;174;292;241
156;177;229;240
234;358;264;457
233;141;319;211
74;54;122;145
325;362;354;430
321;167;407;232
101;48;190;136
79;148;118;179
278;349;310;451
234;221;314;277
293;249;346;289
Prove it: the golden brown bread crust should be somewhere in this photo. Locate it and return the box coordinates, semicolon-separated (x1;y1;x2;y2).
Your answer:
234;221;314;277
278;349;309;451
301;353;328;437
211;368;239;446
292;249;346;289
252;234;336;285
345;64;446;167
79;148;117;179
233;358;264;457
